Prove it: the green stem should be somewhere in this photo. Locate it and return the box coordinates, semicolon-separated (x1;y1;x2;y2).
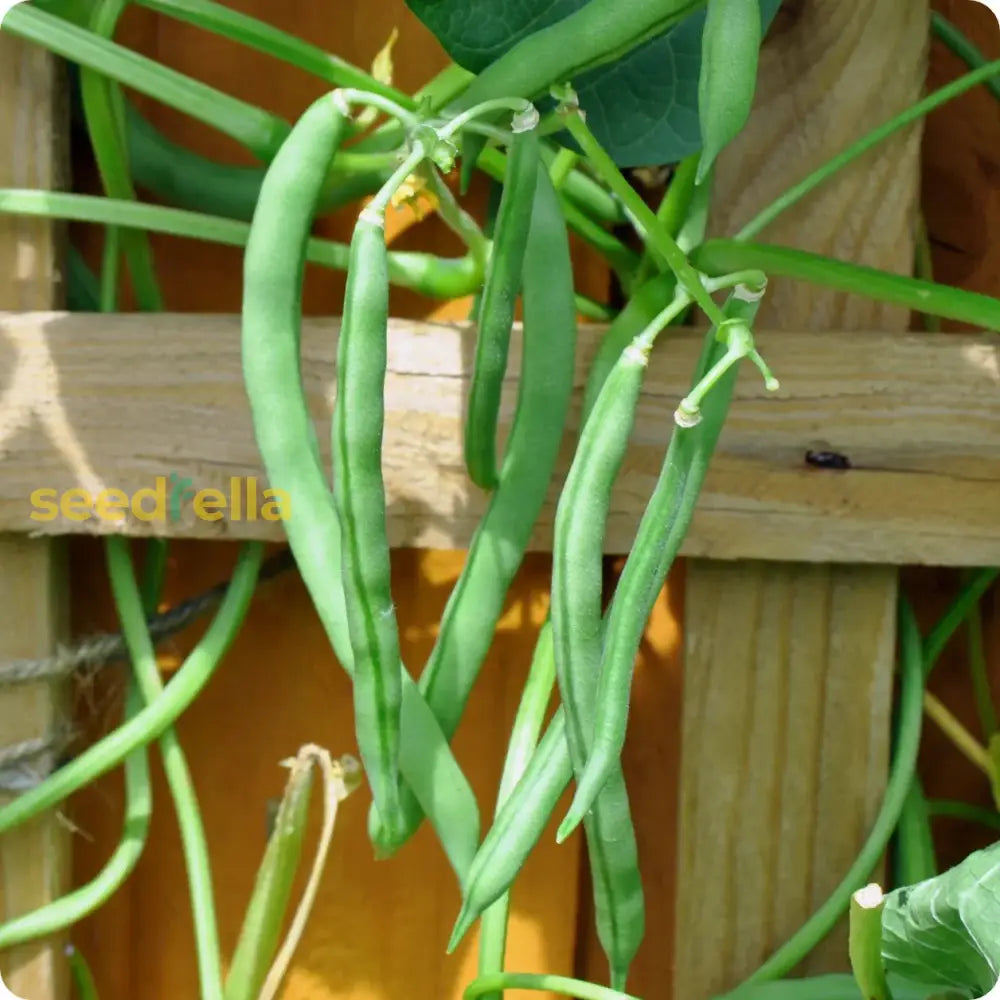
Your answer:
923;568;1000;675
424;167;489;272
98;226;120;312
926;798;1000;831
464;973;638;1000
536;145;623;224
438;98;534;140
0;544;263;835
477;624;558;1000
105;537;225;1000
549;148;580;190
67;944;101;1000
737;54;1000;241
80;0;164;311
0;190;482;299
557;194;640;290
331;88;419;130
134;0;412;104
967;595;997;739
0;685;152;949
693;239;1000;329
931;11;1000;103
634;153;699;287
5;4;289;161
363;147;427;218
562;109;725;324
740;596;924;986
68;244;101;311
575;293;616;322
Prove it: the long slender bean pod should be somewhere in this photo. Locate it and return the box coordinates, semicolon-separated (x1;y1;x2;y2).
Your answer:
477;622;558;1000
419;165;576;742
370;163;577;850
696;0;762;183
453;0;701;115
449;709;574;951
241;93;479;877
332;206;406;840
560;289;766;839
465;128;540;489
554;309;696;987
123;103;385;221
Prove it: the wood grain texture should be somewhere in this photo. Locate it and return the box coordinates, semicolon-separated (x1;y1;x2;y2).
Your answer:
3;314;999;564
676;0;927;994
0;31;69;1000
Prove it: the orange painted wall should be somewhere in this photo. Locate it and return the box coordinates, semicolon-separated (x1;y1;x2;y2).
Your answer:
63;1;1000;998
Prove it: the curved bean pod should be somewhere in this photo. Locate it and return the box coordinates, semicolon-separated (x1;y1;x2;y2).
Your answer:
368;162;577;850
449;706;574;952
420;164;576;740
559;289;765;839
242;92;480;878
465;128;540;490
554;318;692;987
697;0;762;182
124;102;383;222
332;211;406;841
477;620;558;998
454;0;698;114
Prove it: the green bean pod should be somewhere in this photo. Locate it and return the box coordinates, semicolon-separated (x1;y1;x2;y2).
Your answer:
553;325;669;988
368;163;577;850
419;164;576;739
696;0;762;183
332;211;406;841
123;102;385;222
465;128;540;490
477;620;558;999
242;92;480;878
559;288;765;839
448;708;574;953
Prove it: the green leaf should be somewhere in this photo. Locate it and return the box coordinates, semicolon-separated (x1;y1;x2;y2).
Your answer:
881;841;1000;998
406;0;782;166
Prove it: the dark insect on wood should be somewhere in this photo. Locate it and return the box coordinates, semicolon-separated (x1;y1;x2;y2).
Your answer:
804;450;852;470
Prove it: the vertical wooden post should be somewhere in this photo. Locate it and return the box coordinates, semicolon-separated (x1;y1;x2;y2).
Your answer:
674;2;928;996
0;31;70;1000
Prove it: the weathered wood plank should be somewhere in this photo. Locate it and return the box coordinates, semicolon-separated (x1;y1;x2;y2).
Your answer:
1;313;996;564
676;0;927;994
0;30;70;1000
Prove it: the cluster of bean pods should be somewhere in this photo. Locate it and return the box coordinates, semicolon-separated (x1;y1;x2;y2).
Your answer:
240;81;775;988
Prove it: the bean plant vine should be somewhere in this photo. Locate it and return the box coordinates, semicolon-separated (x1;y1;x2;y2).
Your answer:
1;2;999;999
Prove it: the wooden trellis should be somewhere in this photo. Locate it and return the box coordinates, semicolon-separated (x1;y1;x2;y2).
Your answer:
3;0;990;998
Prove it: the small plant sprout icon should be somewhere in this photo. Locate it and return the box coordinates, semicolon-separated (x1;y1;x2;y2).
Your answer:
970;0;1000;30
0;0;30;28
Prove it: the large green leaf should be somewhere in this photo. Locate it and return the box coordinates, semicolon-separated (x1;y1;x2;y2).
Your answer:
882;841;1000;998
406;0;782;166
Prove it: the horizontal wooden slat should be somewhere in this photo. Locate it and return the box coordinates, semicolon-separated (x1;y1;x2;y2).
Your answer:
1;311;998;564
